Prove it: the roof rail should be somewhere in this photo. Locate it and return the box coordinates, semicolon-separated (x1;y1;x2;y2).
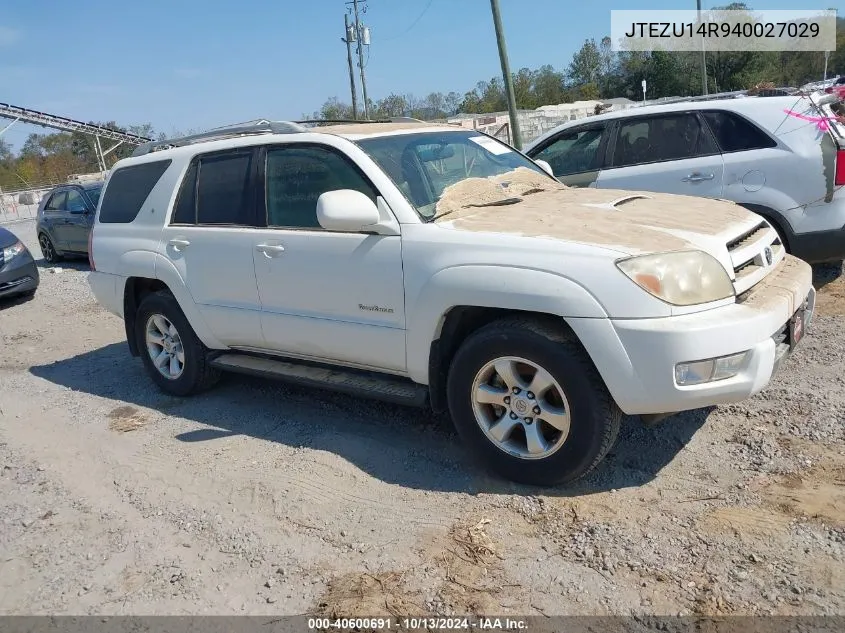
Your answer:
131;120;307;157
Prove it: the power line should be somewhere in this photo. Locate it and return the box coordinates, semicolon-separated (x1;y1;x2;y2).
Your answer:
381;0;434;42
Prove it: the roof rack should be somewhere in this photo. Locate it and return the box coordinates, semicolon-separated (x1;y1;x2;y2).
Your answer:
295;116;425;126
131;119;308;157
636;90;750;107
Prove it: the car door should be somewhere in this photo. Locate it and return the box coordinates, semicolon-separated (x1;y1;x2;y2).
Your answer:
158;148;266;349
528;122;610;187
251;143;406;372
596;112;725;199
63;188;93;252
42;189;70;249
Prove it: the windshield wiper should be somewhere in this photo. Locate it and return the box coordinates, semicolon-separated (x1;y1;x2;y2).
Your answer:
430;196;523;221
466;196;523;208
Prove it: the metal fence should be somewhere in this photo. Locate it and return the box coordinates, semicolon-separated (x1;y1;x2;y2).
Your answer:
0;184;51;224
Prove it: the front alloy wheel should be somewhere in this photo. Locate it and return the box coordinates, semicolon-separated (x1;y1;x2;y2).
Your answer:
471;356;571;460
446;317;622;486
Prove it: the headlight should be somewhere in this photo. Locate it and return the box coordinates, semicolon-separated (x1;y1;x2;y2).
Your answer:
2;241;26;262
616;250;734;306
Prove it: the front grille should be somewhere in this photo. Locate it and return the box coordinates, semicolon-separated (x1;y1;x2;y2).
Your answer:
725;219;783;296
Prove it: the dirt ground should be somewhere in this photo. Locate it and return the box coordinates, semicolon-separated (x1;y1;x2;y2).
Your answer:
0;218;843;617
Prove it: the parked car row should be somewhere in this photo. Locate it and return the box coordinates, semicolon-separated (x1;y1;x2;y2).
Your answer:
523;93;845;264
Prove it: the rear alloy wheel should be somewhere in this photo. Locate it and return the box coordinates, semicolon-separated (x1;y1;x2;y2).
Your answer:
38;233;61;263
447;317;622;486
145;314;186;380
135;290;220;396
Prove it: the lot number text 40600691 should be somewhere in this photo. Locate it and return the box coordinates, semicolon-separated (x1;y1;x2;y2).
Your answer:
307;617;529;630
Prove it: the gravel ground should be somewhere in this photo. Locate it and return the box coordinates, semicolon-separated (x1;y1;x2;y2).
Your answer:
0;217;843;616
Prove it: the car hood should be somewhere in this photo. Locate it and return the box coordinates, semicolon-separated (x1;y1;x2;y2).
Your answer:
433;170;762;258
0;227;20;249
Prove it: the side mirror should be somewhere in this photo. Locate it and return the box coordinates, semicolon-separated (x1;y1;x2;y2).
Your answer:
534;159;555;178
316;189;381;233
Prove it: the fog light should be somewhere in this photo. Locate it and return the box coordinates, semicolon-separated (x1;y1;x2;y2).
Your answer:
675;351;748;386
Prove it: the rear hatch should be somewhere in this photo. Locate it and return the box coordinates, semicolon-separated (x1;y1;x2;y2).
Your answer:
808;93;845;191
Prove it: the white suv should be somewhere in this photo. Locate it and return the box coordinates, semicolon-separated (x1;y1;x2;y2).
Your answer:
87;119;815;486
525;94;845;264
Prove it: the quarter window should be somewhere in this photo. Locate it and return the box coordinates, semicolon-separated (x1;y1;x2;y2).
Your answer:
99;160;171;224
612;114;719;167
265;145;377;229
701;110;777;153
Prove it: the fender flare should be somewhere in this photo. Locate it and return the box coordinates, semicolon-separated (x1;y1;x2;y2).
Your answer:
405;264;609;383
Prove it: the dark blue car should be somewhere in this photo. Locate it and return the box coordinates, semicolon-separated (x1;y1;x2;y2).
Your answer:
35;181;103;263
0;225;39;300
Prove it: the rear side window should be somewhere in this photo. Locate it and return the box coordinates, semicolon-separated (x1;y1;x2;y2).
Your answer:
612;113;719;167
98;160;172;223
196;152;254;225
701;111;777;153
171;162;198;225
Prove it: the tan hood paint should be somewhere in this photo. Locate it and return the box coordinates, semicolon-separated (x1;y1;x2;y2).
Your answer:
435;168;759;254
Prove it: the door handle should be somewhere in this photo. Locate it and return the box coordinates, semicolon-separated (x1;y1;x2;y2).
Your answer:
682;173;715;182
256;243;285;257
168;238;191;250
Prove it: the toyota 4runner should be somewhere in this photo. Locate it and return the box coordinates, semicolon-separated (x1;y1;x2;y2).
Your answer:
87;119;815;486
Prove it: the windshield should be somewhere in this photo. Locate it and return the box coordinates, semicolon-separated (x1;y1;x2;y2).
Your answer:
356;130;552;221
84;185;103;207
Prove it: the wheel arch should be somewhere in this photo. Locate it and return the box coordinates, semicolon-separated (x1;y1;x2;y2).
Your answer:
428;307;594;414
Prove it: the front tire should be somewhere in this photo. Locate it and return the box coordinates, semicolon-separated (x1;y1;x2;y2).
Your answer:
135;290;221;396
446;317;621;487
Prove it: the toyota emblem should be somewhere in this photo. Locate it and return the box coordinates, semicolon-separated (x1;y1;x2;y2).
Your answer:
764;247;773;266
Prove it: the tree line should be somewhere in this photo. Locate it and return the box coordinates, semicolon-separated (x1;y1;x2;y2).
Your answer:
311;4;843;120
1;3;841;191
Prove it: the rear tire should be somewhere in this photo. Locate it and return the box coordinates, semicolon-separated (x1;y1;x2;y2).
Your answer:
135;290;221;396
446;316;621;487
38;233;62;263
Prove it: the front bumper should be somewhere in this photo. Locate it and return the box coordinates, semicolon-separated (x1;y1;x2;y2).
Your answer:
568;255;814;416
0;249;39;299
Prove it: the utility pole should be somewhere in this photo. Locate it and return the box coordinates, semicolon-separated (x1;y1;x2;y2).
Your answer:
342;13;359;119
489;0;522;150
349;0;370;119
697;0;708;95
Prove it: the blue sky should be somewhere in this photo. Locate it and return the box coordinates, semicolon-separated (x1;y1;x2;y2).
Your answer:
0;0;840;150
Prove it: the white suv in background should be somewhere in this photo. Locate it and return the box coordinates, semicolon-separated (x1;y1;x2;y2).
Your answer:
525;94;845;264
87;119;814;487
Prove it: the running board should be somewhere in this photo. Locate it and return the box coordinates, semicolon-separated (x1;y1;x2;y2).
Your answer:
209;353;429;407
